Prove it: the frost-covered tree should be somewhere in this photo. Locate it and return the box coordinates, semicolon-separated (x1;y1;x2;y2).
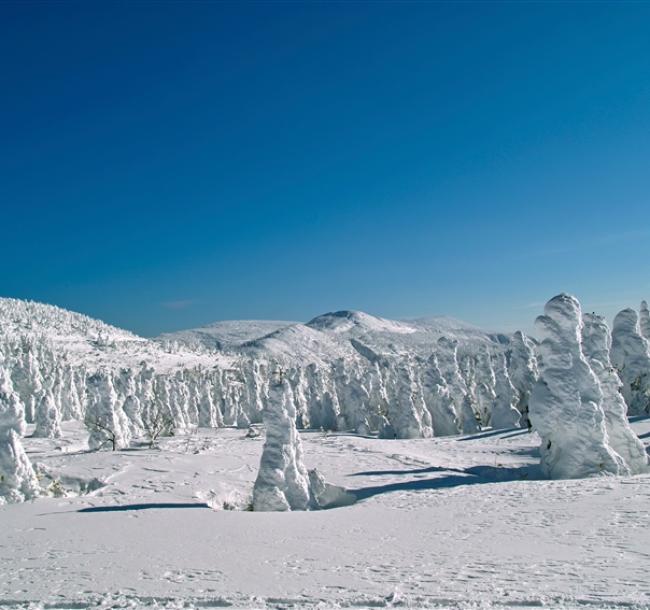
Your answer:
11;347;43;423
241;359;266;424
381;360;433;439
33;390;62;439
0;430;40;504
60;365;83;421
459;393;480;434
611;308;650;415
490;353;521;429
420;353;459;436
507;331;538;428
304;363;340;431
582;313;647;475
364;361;391;432
529;294;625;479
436;337;471;428
639;300;650;341
85;371;131;450
198;379;222;428
0;370;39;504
473;350;496;426
252;366;311;511
333;359;371;434
0;368;26;437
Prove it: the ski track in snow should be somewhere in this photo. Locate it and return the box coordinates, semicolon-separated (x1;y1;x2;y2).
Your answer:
2;419;650;610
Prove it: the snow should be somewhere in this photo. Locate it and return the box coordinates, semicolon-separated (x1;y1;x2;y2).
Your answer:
1;418;650;608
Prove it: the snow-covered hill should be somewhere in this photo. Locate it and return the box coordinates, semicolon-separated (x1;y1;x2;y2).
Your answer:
0;297;231;372
157;319;296;352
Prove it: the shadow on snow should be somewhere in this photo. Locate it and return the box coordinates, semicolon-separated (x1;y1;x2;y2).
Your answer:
78;502;210;513
348;464;541;502
456;427;525;442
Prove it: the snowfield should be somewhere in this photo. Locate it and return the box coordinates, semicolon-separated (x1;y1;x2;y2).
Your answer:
1;417;650;610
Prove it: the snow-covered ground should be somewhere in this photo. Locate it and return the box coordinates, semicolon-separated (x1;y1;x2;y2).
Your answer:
2;418;650;610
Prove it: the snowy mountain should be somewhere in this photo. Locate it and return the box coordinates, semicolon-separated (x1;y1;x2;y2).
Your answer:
158;309;509;363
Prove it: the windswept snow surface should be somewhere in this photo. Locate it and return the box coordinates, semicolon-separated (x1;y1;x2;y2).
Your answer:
1;419;650;609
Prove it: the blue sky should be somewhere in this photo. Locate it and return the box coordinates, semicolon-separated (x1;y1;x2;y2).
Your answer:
1;1;649;336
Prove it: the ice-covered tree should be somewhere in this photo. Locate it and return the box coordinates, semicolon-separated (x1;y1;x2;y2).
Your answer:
459;393;480;434
420;353;459;436
611;308;650;415
529;294;625;479
11;347;43;423
0;368;26;437
85;371;131;450
639;300;650;341
0;430;40;505
582;313;648;475
304;363;340;431
0;371;39;504
198;379;222;428
33;390;62;439
333;360;371;434
436;337;471;430
490;353;521;429
507;331;538;428
252;366;311;511
381;360;433;439
473;350;496;427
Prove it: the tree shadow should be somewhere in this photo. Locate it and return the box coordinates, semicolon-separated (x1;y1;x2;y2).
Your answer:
348;465;464;477
348;464;541;502
629;414;650;423
456;427;521;442
78;502;210;513
500;429;532;440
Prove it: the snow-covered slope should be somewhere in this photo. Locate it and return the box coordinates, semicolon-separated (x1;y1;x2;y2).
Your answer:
157;319;296;351
0;297;231;372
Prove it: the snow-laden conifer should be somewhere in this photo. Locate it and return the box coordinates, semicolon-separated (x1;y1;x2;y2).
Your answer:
529;294;624;479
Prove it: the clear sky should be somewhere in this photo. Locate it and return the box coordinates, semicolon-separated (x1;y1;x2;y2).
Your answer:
1;1;649;336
